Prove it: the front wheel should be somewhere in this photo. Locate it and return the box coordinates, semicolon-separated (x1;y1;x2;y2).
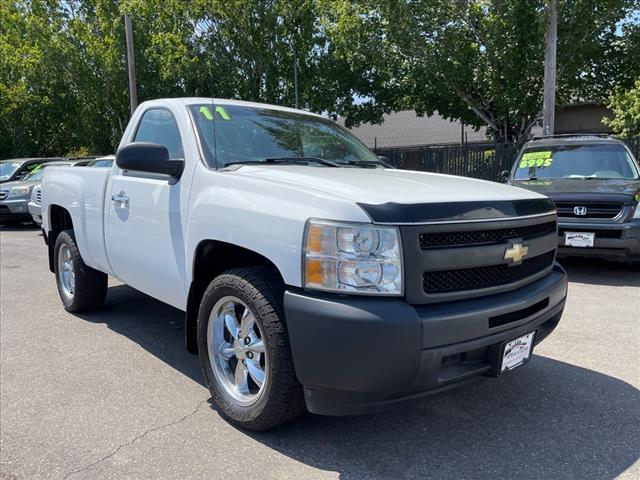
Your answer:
197;267;304;430
54;230;107;312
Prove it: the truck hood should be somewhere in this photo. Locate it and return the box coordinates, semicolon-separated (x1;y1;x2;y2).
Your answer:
512;178;640;201
231;165;545;204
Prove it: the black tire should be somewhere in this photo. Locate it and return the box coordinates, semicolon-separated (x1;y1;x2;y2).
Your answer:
197;267;304;431
54;229;107;312
630;261;640;271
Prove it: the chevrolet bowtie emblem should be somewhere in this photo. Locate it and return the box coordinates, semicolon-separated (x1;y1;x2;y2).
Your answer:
504;242;529;265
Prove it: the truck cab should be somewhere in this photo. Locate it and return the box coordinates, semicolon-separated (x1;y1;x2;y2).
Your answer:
41;98;568;430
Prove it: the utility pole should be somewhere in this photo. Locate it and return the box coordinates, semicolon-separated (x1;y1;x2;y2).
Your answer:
542;0;557;136
124;14;138;115
293;53;299;109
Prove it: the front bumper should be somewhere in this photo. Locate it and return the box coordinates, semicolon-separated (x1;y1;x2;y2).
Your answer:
285;264;568;415
0;198;32;222
557;219;640;261
28;201;42;224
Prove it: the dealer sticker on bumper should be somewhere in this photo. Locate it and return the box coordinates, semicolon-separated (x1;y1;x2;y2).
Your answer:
564;231;595;247
501;332;536;373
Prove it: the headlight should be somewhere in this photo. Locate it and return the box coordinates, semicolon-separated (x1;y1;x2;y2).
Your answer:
9;185;33;197
303;219;403;295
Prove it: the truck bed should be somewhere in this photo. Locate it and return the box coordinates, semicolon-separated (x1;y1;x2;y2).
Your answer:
42;166;113;275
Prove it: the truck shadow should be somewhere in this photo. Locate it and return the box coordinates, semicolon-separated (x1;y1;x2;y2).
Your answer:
78;284;639;480
558;257;640;287
0;223;40;232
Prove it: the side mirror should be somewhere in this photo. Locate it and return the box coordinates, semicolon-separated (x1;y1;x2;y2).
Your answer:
115;142;184;181
500;170;510;182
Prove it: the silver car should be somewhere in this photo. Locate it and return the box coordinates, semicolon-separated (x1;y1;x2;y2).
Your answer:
0;161;72;225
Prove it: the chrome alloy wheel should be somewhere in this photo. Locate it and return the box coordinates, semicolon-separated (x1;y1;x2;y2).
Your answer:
57;244;75;299
207;296;267;406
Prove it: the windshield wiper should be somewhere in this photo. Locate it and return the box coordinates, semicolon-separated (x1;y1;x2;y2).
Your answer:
343;159;394;169
265;157;341;167
224;157;340;168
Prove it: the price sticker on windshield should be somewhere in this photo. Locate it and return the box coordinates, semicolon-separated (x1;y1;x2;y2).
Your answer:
519;151;553;169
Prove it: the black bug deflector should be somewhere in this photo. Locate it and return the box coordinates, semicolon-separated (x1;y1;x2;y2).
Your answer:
357;198;556;224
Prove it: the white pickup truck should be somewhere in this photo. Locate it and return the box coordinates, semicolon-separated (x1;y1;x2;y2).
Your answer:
42;98;568;430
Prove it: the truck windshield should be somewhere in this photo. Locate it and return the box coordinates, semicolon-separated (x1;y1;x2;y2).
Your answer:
0;161;21;180
189;104;383;168
514;144;639;180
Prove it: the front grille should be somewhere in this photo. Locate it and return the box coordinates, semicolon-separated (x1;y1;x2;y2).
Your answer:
420;221;556;249
0;190;8;200
423;251;555;294
555;201;622;219
35;188;42;205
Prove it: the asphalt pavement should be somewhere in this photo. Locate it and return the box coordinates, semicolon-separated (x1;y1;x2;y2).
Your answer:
1;225;639;480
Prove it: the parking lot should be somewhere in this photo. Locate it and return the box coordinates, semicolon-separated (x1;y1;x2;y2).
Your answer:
0;226;638;480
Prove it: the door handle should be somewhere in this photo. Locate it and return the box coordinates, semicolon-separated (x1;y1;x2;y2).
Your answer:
111;192;129;207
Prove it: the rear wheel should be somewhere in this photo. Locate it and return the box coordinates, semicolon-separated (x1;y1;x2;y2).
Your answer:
54;230;107;312
197;267;304;431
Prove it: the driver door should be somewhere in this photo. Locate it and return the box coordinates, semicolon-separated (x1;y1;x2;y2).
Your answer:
107;107;187;309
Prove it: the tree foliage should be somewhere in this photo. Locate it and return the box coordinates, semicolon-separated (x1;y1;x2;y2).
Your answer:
1;0;324;158
319;0;640;144
604;79;640;135
1;0;638;158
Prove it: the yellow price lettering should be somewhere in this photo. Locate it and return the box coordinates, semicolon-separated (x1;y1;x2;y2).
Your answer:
518;151;553;169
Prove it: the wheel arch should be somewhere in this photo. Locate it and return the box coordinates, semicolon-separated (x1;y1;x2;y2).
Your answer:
47;204;74;273
185;240;286;354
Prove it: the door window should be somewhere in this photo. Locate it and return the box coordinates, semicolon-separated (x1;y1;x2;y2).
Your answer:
134;109;184;159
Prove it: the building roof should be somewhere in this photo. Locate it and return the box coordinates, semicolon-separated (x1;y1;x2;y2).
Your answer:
339;104;612;149
337;110;490;149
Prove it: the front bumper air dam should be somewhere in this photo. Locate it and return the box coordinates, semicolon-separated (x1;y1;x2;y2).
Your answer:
558;219;640;261
284;264;568;416
0;198;31;222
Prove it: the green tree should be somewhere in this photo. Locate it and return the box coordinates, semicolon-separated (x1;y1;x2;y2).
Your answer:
1;0;75;157
1;0;131;157
317;0;640;145
604;79;640;135
190;0;322;106
3;0;638;158
1;0;325;158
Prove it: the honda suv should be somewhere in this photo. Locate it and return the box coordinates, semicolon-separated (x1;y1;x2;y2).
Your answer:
506;135;640;268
